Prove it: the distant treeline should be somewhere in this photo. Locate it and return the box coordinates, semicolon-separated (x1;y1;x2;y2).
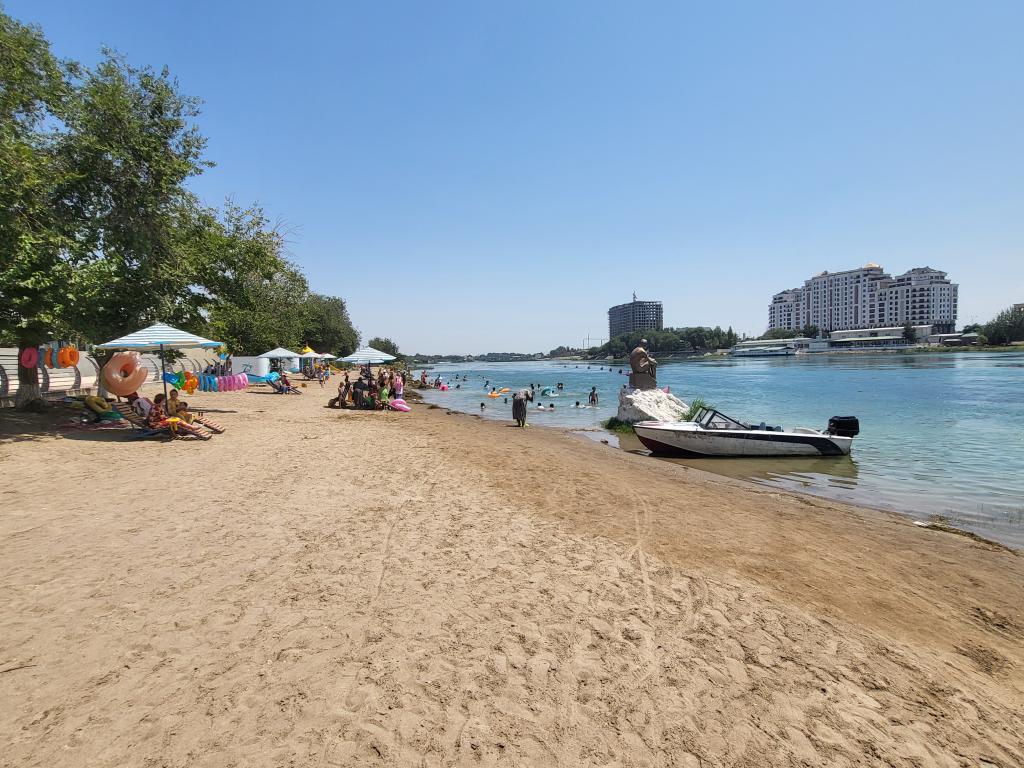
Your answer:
585;327;740;359
409;352;544;364
964;305;1024;346
1;10;358;403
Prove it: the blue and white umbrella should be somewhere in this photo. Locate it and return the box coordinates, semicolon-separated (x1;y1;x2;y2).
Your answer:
340;346;396;364
97;323;222;399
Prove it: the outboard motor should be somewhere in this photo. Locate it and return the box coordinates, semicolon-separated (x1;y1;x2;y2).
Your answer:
827;416;860;438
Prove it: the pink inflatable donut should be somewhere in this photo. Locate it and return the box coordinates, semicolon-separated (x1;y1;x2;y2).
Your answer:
102;352;149;396
20;347;39;368
238;373;247;389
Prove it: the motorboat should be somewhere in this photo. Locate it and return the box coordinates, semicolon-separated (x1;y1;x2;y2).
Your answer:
633;407;858;457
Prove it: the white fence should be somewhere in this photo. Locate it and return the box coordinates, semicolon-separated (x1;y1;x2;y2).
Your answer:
0;348;221;406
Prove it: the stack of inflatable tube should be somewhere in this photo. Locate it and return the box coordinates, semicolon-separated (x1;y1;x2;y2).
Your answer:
197;372;248;392
29;343;80;369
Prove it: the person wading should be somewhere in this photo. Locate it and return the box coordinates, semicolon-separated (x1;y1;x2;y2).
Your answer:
512;388;533;427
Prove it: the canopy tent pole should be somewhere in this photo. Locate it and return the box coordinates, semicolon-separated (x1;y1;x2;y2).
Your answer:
160;343;169;402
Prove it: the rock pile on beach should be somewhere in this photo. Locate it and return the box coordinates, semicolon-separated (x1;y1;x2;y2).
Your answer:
616;387;689;423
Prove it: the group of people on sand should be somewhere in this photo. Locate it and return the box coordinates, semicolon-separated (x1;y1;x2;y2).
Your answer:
328;365;405;410
127;389;224;439
202;359;232;376
302;362;332;387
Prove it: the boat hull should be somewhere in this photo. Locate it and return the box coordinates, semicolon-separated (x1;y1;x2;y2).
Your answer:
633;423;852;457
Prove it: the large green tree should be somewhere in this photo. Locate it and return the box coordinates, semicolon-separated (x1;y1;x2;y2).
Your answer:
0;10;77;405
60;51;211;345
983;305;1024;346
367;337;400;358
301;294;359;357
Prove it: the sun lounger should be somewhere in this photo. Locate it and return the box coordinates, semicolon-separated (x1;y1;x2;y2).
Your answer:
112;403;211;441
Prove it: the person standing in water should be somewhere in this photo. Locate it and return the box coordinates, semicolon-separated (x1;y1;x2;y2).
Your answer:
589;386;599;406
512;388;533;427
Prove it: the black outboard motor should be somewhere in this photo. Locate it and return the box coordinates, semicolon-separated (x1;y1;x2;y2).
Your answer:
827;416;860;438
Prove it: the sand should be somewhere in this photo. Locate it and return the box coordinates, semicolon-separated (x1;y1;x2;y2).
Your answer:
1;387;1022;767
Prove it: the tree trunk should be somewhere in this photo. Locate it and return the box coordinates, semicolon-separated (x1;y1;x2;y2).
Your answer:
14;342;46;411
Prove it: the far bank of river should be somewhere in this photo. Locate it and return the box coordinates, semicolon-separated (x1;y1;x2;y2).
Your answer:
419;352;1024;548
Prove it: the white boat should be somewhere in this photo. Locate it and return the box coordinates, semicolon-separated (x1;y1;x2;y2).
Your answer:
730;345;798;357
633;407;858;457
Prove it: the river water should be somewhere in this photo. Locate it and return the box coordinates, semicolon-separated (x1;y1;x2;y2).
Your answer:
418;353;1024;548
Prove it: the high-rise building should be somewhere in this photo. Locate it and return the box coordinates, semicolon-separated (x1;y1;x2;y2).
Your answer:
608;294;664;339
768;264;957;334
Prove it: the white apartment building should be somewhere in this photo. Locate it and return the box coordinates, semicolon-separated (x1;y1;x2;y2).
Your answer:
768;264;958;334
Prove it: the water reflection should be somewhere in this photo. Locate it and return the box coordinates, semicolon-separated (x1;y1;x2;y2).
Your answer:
617;432;860;489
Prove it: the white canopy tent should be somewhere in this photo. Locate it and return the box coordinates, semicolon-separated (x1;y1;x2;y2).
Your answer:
97;322;222;400
258;347;300;359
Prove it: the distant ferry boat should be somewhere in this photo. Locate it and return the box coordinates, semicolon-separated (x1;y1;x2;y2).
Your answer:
730;344;798;358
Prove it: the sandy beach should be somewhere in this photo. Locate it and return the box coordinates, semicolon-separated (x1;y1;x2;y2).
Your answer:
1;388;1022;767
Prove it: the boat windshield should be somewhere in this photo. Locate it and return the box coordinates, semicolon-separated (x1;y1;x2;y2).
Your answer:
693;407;749;430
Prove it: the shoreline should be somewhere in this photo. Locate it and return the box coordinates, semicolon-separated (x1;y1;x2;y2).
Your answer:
2;390;1022;765
423;389;1024;551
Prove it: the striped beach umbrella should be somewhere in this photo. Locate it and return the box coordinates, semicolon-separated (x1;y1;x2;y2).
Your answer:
340;346;396;364
97;323;222;399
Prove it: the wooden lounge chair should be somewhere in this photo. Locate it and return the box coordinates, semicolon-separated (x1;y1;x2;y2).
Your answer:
112;403;211;441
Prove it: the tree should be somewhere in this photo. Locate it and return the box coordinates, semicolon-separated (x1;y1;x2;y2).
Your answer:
367;337;400;358
982;305;1024;346
0;9;77;406
208;260;310;355
301;294;359;356
762;328;800;340
59;51;211;347
801;324;819;339
902;322;916;343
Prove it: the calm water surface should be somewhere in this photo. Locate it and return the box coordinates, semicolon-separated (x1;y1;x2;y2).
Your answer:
420;353;1024;547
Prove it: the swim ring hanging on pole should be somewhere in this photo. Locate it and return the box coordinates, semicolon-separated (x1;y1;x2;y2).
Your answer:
19;347;39;369
102;351;149;397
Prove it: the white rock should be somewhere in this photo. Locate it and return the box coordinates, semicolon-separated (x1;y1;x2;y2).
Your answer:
616;387;689;424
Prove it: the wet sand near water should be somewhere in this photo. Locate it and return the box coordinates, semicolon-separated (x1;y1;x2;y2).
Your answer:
1;389;1022;766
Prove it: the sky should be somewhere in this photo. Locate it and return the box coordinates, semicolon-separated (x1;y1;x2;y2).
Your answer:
7;1;1023;353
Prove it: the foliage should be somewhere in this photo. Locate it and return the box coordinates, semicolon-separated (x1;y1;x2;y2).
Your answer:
591;326;739;359
761;324;818;340
601;417;636;433
0;10;78;402
683;397;711;420
0;7;360;404
368;337;400;358
982;305;1024;346
301;294;359;357
902;322;916;342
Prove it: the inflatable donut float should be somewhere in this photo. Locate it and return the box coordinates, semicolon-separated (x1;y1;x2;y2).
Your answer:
19;347;39;368
84;395;111;414
102;351;149;397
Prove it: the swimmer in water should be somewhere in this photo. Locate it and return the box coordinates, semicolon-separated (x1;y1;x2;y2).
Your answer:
480;402;485;410
575;401;581;407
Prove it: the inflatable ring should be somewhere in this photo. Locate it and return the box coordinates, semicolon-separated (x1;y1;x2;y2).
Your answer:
85;395;111;414
58;347;69;367
102;351;149;397
19;347;39;368
67;347;80;366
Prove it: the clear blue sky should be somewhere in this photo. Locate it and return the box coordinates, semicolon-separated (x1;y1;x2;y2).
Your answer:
9;1;1023;352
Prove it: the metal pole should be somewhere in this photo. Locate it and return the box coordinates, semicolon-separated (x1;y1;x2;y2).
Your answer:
160;343;169;402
